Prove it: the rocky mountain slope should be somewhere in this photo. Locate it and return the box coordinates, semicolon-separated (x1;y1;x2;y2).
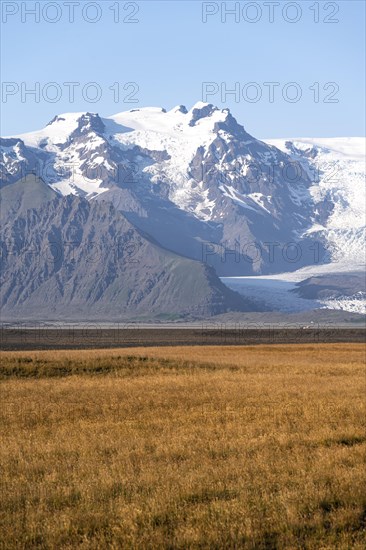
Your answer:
0;175;257;320
266;137;365;267
3;103;356;275
1;104;364;318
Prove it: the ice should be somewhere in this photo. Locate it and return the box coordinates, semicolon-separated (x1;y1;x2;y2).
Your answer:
221;277;319;313
266;137;366;265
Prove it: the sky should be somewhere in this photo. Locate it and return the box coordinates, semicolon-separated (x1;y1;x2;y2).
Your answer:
1;0;365;138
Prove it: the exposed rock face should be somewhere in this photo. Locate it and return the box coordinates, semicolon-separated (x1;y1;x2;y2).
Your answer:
1;104;364;277
0;175;260;320
294;272;366;301
0;138;47;187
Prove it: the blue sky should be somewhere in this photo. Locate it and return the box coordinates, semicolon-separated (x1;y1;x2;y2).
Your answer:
1;0;365;137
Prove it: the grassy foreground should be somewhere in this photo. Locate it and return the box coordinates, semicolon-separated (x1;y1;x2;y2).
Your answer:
0;344;365;549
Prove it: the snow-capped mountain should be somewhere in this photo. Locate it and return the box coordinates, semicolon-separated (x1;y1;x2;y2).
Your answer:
266;137;366;266
1;103;365;279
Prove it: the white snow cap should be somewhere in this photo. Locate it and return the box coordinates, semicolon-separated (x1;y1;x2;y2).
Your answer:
13;112;88;148
170;105;188;114
189;101;215;110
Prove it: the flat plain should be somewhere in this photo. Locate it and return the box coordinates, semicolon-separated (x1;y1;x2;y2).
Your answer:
0;327;365;351
0;344;365;548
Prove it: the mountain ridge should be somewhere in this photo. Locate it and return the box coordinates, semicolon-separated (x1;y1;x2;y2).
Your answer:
1;104;365;277
1;175;261;320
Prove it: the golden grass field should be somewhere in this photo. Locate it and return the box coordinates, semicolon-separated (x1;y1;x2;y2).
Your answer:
0;344;365;549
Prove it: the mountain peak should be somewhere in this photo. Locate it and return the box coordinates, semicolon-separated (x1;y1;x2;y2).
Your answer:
188;102;219;127
73;112;105;135
30;112;102;147
46;112;90;126
171;105;188;114
190;101;214;111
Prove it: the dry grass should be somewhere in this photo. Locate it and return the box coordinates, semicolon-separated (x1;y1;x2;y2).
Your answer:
0;344;365;549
